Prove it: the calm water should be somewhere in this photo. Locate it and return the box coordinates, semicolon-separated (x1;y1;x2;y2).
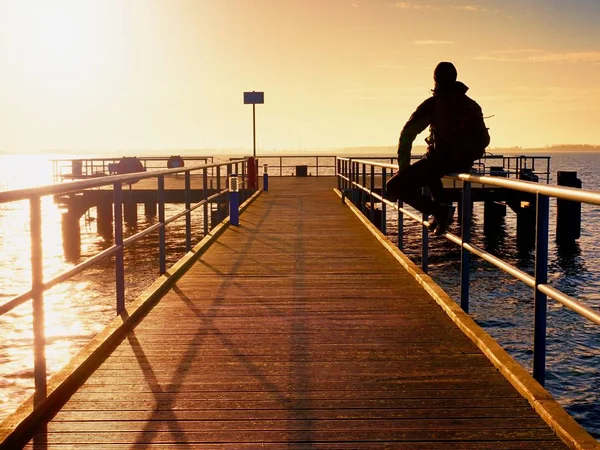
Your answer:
0;152;599;439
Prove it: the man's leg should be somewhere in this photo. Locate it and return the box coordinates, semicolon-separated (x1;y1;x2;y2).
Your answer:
428;177;446;205
386;158;444;215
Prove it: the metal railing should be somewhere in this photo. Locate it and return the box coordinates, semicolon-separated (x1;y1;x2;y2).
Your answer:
336;157;599;387
51;156;215;182
251;156;338;177
0;159;252;406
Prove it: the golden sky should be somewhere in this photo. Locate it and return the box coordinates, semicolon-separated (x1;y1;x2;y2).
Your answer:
1;0;600;153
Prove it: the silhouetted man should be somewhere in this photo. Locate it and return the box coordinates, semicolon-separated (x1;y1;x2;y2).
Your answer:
386;62;490;235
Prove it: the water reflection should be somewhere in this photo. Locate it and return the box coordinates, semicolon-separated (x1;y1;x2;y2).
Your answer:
555;240;585;275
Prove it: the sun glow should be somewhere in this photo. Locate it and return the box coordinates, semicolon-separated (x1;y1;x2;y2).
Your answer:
2;1;125;110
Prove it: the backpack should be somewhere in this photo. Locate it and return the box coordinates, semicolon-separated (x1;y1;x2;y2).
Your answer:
431;94;490;162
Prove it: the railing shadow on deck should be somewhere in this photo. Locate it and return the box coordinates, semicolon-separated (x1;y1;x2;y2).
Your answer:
336;156;599;437
0;159;254;429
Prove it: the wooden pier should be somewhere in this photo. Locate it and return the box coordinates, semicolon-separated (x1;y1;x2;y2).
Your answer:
3;177;595;448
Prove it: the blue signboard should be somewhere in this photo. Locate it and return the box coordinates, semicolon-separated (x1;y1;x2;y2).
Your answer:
244;91;264;104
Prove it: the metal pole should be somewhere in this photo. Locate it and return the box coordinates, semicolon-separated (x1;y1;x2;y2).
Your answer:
158;175;166;275
533;193;549;385
370;165;375;223
361;163;367;215
398;200;403;250
216;167;222;223
253;103;256;158
263;164;269;191
185;171;191;252
229;174;240;226
203;168;208;235
382;167;387;235
461;182;472;313
114;183;125;314
30;195;47;405
421;187;429;273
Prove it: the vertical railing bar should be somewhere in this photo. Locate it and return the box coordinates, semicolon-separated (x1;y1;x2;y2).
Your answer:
533;193;549;385
361;163;367;215
461;181;472;313
216;166;222;223
114;183;125;314
158;175;166;275
381;167;387;235
397;200;403;250
421;187;429;273
184;170;191;252
336;158;341;191
203;168;209;235
370;165;375;223
30;195;47;405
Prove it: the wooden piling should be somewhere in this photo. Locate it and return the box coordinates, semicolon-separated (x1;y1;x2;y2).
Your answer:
556;171;581;243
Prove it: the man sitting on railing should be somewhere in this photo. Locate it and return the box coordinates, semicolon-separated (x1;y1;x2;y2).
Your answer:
386;62;490;235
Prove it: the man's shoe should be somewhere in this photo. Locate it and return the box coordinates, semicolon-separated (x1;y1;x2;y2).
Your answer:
432;204;456;236
426;216;438;232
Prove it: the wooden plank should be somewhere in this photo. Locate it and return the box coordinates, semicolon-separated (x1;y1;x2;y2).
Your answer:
24;177;568;448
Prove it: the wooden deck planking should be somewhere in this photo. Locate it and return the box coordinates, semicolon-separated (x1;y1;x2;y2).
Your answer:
26;177;567;448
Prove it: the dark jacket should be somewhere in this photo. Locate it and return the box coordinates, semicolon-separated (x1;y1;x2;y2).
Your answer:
397;81;481;170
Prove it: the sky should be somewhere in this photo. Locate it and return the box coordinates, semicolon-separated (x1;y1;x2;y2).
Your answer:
1;0;600;154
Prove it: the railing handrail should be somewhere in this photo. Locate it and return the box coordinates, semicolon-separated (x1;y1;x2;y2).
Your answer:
0;161;237;204
346;159;597;205
0;157;254;410
336;156;598;389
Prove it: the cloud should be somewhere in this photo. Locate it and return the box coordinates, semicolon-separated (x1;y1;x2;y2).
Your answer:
392;2;440;10
451;5;484;12
476;50;600;64
413;40;457;45
392;2;484;12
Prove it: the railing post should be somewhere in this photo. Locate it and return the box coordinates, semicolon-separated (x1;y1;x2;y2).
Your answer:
533;193;549;385
263;164;269;191
216;166;222;223
397;200;403;250
184;170;191;252
229;174;240;226
421;214;428;274
114;183;125;314
30;195;47;405
203;168;209;235
421;187;429;273
369;165;375;223
361;163;367;215
158;175;166;275
337;158;341;191
461;181;472;313
381;167;387;235
351;161;358;205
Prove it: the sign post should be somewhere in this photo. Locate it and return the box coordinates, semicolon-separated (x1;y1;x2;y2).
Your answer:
243;91;264;158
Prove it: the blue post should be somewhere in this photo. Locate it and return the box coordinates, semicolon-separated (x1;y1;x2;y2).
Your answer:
263;163;269;192
421;187;429;274
230;174;240;226
533;193;549;385
397;200;403;251
461;181;472;313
